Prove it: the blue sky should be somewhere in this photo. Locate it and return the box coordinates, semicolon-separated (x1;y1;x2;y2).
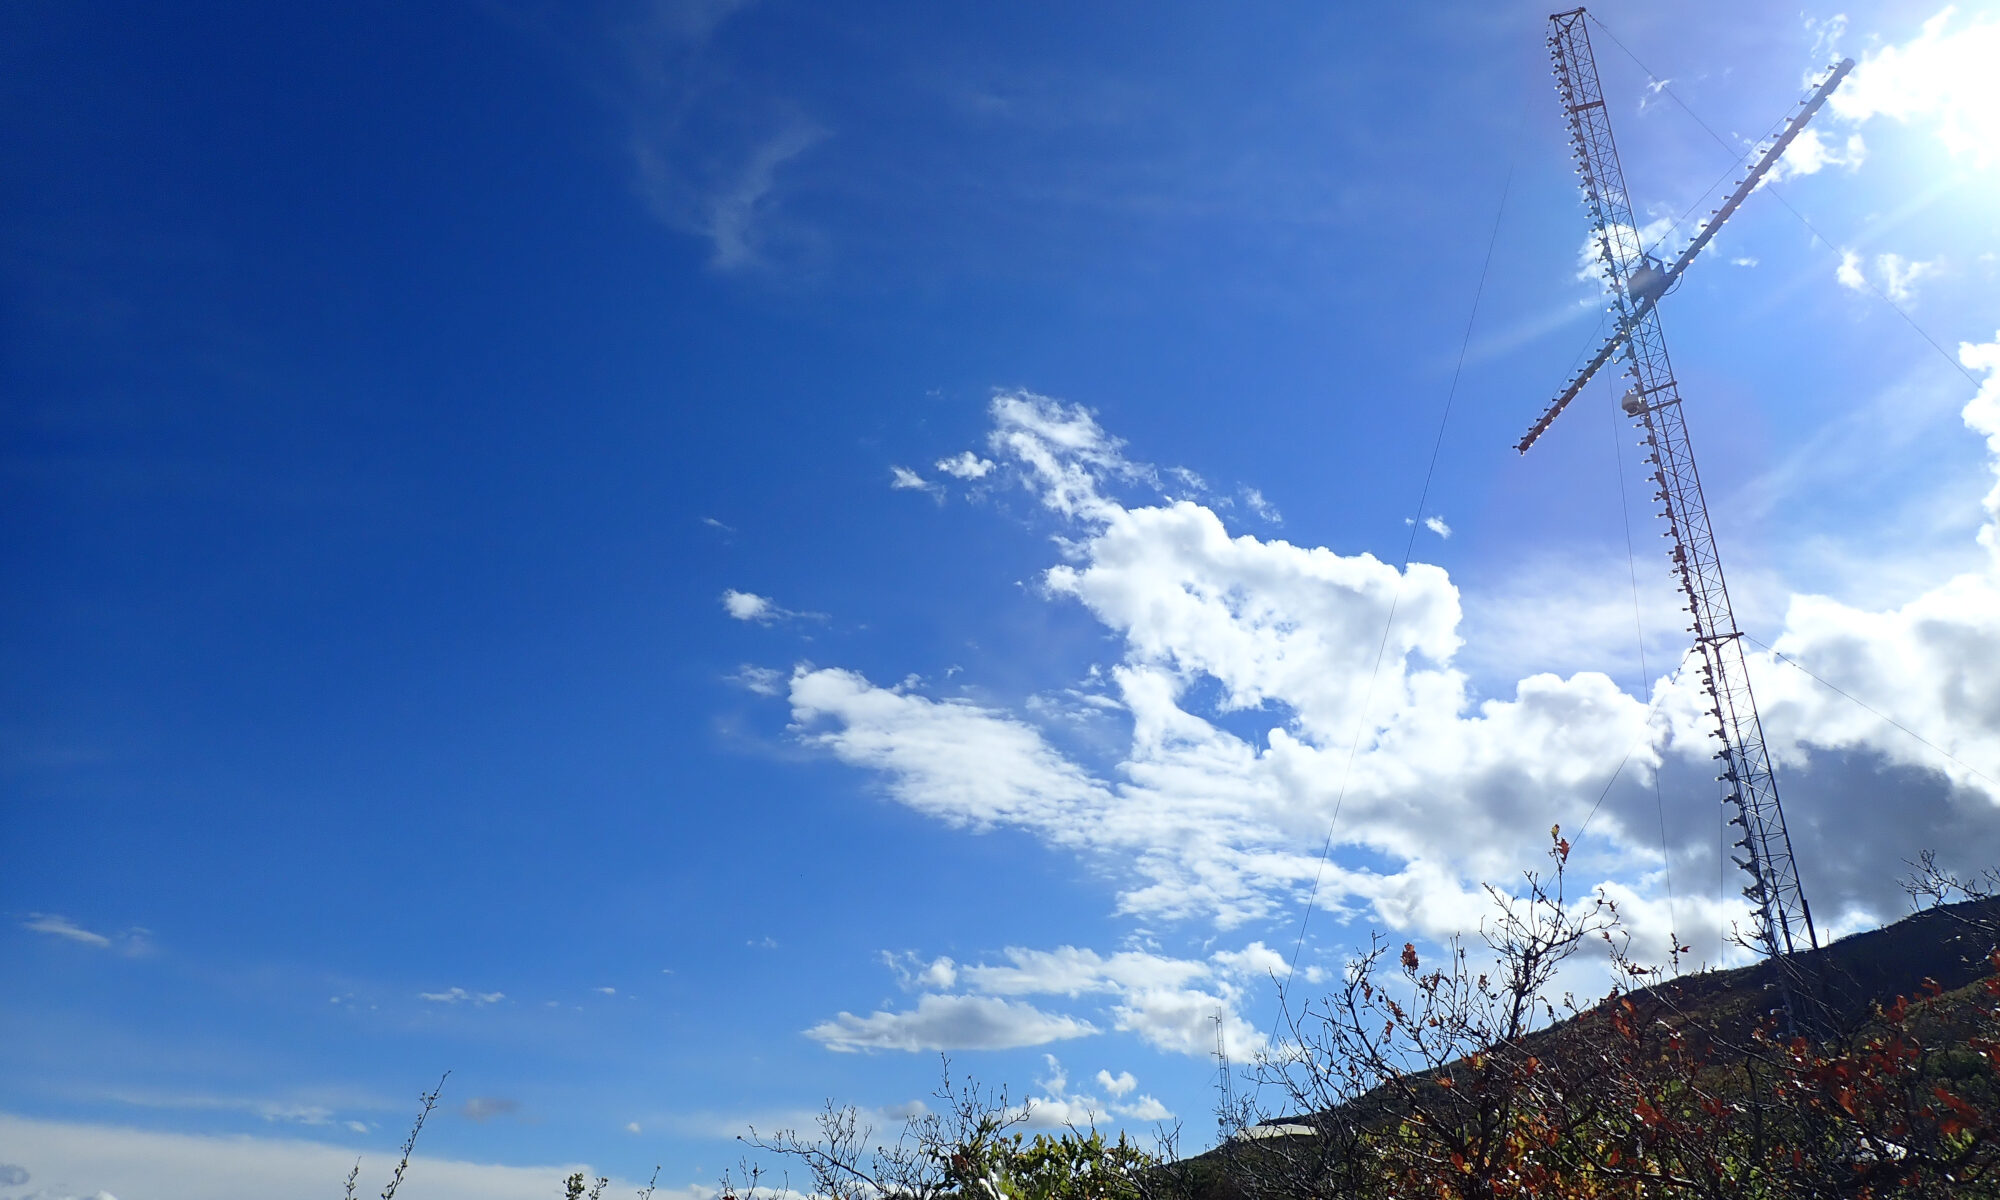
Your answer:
5;1;2000;1195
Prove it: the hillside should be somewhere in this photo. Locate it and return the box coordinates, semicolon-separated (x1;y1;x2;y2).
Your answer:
1178;895;2000;1199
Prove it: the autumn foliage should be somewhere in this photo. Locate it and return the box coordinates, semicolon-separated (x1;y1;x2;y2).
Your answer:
1230;832;2000;1199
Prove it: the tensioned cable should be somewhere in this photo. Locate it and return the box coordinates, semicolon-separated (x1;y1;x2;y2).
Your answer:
1585;13;1985;391
1743;631;2000;790
1639;103;1798;266
1275;132;1523;1006
1607;381;1678;939
1574;645;1694;841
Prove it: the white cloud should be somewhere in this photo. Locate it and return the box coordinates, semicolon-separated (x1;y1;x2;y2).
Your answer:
1829;7;2000;167
829;940;1288;1061
595;986;617;996
1423;515;1450;539
22;914;111;948
782;363;2000;995
0;1113;672;1200
890;465;938;493
1576;217;1676;294
1837;248;1868;291
1112;985;1265;1059
883;951;958;990
1834;249;1943;302
1019;1092;1101;1130
723;589;775;621
1242;487;1282;524
722;590;822;625
789;666;1114;835
958;946;1209;998
416;988;504;1006
935;451;996;480
804;994;1099;1053
731;664;786;695
1038;1053;1069;1095
1014;1056;1174;1128
1964;334;2000;556
786;393;1669;936
1115;1095;1173;1122
1879;252;1939;302
1734;332;2000;801
985;391;1147;521
1768;127;1866;182
1210;941;1289;980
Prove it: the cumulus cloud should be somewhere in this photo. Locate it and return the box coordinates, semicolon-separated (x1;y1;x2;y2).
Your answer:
1769;127;1867;183
1576;218;1675;296
1114;985;1265;1059
1739;332;2000;800
1829;7;2000;167
958;946;1210;998
1878;253;1940;302
1116;1095;1173;1122
883;951;958;991
805;994;1098;1053
724;589;775;621
1210;941;1290;980
936;451;996;480
731;664;786;695
1836;249;1867;291
1835;250;1942;302
823;939;1291;1062
1014;1056;1173;1129
785;356;2000;997
722;590;822;624
786;391;1671;939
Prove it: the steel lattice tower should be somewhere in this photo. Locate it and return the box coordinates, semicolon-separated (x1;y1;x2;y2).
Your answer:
1521;9;1853;992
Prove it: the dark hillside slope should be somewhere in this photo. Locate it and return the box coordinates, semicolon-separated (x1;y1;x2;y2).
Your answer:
1180;895;2000;1198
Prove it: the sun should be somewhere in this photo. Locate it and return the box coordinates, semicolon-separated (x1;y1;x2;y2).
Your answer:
1831;7;2000;169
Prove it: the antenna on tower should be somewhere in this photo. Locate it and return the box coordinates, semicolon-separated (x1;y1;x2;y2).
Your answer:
1524;8;1852;1032
1212;1009;1239;1140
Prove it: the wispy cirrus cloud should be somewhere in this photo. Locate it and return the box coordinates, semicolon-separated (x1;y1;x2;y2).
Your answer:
610;0;827;271
23;913;111;947
21;913;151;956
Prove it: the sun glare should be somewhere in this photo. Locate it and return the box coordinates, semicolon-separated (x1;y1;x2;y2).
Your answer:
1833;7;2000;168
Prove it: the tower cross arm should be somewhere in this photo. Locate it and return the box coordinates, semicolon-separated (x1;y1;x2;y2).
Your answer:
1516;56;1854;454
